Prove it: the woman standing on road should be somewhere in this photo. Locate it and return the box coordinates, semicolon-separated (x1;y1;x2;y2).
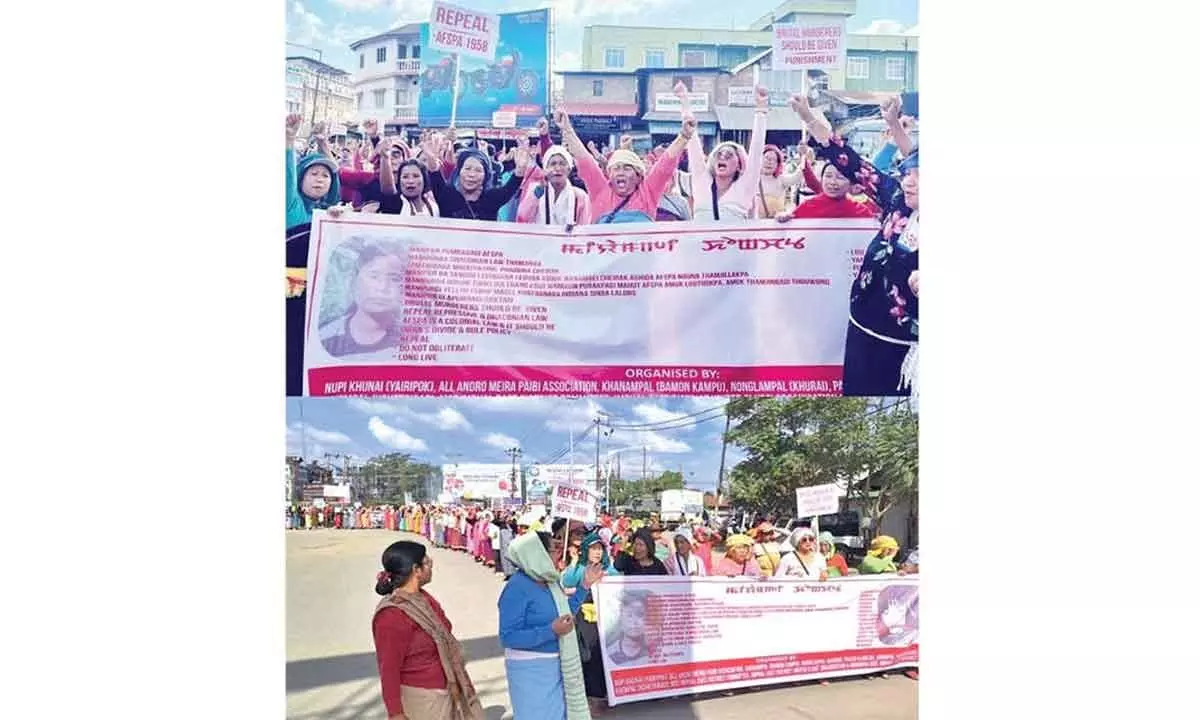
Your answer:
372;541;485;720
499;531;603;720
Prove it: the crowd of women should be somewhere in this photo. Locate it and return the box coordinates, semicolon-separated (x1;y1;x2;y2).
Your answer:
285;85;919;396
365;503;918;719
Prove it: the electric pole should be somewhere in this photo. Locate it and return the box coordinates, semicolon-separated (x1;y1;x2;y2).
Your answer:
506;447;522;500
715;409;731;511
642;446;647;482
594;417;602;493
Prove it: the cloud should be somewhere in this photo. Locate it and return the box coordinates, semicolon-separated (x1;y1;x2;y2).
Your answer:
859;19;908;35
549;0;677;22
331;23;385;46
430;407;472;431
347;398;405;415
459;397;562;415
686;396;728;412
393;0;434;22
288;422;352;445
287;1;326;45
555;50;580;72
368;417;429;452
631;403;691;427
331;0;388;10
483;432;521;450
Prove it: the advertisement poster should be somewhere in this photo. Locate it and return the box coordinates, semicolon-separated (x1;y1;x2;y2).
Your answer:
302;214;881;398
419;8;549;127
772;16;848;72
440;463;513;498
594;576;918;705
531;464;597;492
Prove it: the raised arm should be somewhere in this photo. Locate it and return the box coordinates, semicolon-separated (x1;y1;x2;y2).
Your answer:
284;114;305;221
882;96;916;157
643;116;695;200
555;108;607;194
743;86;769;181
789;93;833;146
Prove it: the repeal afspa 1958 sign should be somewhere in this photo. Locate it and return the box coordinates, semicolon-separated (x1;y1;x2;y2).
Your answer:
429;1;500;61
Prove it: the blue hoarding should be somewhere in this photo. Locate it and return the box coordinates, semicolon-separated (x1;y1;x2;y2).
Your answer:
418;8;549;127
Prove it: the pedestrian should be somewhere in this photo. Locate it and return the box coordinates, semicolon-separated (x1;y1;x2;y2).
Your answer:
859;536;901;575
613;528;668;576
664;529;706;577
499;531;602;720
561;532;620;714
373;541;485;720
818;531;851;578
774;527;827;579
713;534;764;577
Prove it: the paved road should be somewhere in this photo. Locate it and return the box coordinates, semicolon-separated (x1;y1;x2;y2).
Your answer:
287;529;917;720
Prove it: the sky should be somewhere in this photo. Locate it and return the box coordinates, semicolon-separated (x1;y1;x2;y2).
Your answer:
286;396;743;492
285;0;919;75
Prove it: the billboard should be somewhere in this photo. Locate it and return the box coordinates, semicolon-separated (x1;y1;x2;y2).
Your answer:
418;8;550;127
441;463;515;499
529;464;597;498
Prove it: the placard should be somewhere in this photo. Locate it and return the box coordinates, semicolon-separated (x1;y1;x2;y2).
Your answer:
795;482;841;517
654;92;709;113
429;1;500;61
772;16;848;72
492;110;517;128
550;482;598;523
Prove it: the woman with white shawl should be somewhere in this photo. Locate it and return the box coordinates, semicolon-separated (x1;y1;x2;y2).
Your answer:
516;139;592;225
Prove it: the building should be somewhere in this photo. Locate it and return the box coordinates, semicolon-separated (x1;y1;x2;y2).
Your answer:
579;0;917;95
285;56;356;134
349;25;425;134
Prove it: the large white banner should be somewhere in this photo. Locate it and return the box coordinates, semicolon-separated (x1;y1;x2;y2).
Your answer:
440;463;513;499
429;1;500;61
594;575;918;705
772;16;848;72
303;214;878;397
532;464;597;490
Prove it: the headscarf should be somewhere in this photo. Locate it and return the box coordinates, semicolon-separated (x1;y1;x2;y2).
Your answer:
672;528;695;549
707;141;749;179
581;530;613;571
450;149;496;193
724;534;754;553
505;532;591;720
543;144;575;170
868;535;900;558
296;153;342;217
606;149;646;176
818;530;838;559
787;526;816;551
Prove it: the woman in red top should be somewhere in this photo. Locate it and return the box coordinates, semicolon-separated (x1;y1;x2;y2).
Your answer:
372;541;484;720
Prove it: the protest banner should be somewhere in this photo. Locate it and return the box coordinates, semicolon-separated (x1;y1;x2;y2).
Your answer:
594;575;917;705
429;1;500;61
550;482;598;523
772;16;848;72
795;482;841;518
302;214;880;398
441;463;512;498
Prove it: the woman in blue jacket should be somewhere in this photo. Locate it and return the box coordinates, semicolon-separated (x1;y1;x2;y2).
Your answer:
499;531;603;719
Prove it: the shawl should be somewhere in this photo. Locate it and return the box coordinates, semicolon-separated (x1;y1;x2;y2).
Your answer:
396;191;440;217
374;590;485;720
536;182;579;225
506;532;592;720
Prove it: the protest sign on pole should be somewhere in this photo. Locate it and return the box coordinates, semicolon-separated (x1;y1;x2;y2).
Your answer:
550;482;598;524
303;215;883;397
795;482;841;518
492;110;517;128
595;575;918;705
771;16;847;72
429;2;500;127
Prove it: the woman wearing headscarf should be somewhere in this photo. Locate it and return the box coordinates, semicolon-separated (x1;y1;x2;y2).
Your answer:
690;526;716;575
818;531;851;578
561;531;620;713
749;521;783;576
285;114;342;230
664;528;707;577
613;527;668;576
499;531;603;720
555;108;693;223
516;139;592;225
372;541;485;720
420;134;528;221
774;527;827;579
713;534;764;577
688;86;768;222
859;535;901;574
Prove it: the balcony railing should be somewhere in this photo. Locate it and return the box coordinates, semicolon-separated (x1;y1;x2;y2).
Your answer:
396;59;422;74
394;104;418;123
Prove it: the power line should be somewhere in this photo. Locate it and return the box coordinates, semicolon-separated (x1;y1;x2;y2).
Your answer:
602;403;727;430
605;409;728;433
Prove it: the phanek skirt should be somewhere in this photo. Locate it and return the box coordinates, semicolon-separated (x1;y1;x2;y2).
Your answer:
399;685;454;720
505;655;567;720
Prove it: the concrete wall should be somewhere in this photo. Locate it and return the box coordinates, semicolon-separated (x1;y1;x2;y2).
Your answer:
561;74;638;104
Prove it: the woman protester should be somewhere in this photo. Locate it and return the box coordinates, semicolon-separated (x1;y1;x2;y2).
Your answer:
562;532;621;713
688;86;769;222
555;107;693;223
613;528;668;576
372;541;485;720
285;114;342;230
774;527;827;580
516;137;592;225
713;534;765;577
818;531;852;578
373;140;440;217
665;528;707;577
859;535;901;575
317;241;407;357
420;133;527;221
499;531;603;720
774;95;878;221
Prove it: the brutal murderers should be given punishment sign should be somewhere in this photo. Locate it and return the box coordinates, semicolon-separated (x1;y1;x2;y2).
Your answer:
772;16;848;72
429;1;500;61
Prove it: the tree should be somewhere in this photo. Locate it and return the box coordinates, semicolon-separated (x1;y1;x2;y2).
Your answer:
355;452;438;503
724;397;918;531
604;470;685;510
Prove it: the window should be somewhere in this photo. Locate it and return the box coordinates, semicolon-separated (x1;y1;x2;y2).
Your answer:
357;92;363;110
359;54;365;69
376;47;387;63
604;48;624;69
398;44;407;59
373;89;387;108
847;56;869;79
644;49;665;68
287;101;301;114
886;57;906;81
592;80;604;96
681;50;706;67
412;45;421;59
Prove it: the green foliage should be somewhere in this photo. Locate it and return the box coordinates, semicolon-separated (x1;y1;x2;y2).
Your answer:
725;397;918;527
605;470;686;508
355;452;439;503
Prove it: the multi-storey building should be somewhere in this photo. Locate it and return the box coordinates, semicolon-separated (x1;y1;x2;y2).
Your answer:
285;56;355;134
349;25;425;134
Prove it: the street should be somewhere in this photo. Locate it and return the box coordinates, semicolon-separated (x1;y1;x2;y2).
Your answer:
287;529;918;720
